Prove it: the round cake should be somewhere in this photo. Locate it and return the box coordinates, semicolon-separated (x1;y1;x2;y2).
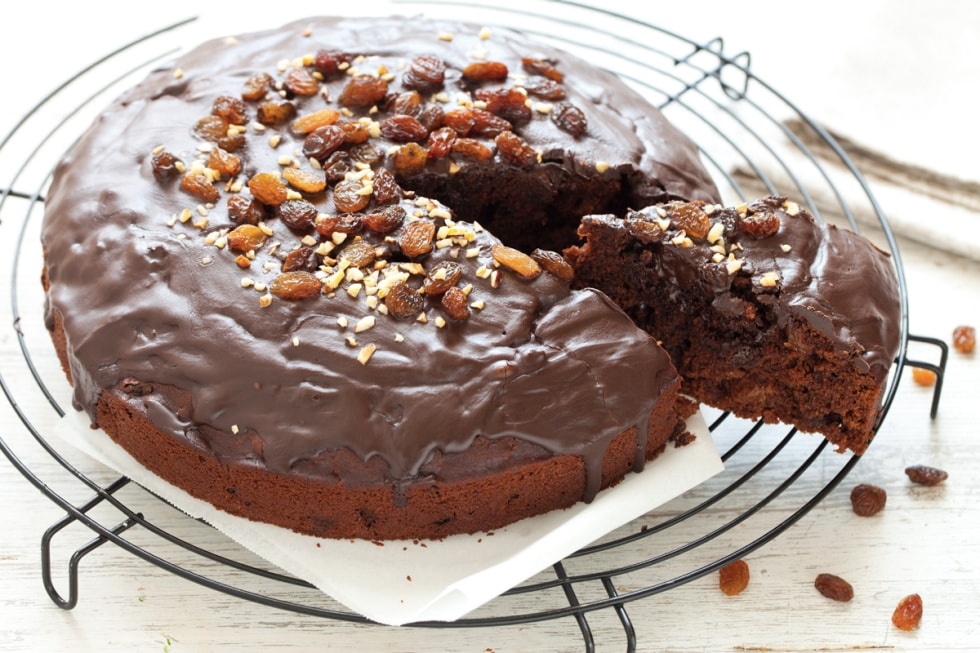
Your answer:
42;16;716;540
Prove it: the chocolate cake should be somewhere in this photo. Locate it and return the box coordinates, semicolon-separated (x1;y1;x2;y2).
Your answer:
567;196;902;454
42;16;714;540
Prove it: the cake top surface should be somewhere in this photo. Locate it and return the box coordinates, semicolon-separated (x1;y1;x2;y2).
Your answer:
41;15;712;493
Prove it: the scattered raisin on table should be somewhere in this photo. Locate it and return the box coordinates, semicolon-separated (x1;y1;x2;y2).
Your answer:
891;593;923;631
911;367;937;386
814;573;854;602
904;464;948;486
850;483;886;516
952;325;976;353
718;559;749;596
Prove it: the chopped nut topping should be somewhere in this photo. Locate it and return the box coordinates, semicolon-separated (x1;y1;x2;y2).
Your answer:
759;271;780;287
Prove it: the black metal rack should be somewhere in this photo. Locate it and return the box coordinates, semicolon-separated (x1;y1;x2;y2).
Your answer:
0;3;949;651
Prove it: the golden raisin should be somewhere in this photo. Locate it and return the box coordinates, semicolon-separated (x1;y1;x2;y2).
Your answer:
381;115;429;143
551;103;587;137
387;90;423;117
338;119;372;145
180;172;219;203
718;559;749;596
442;108;475;136
492;244;541;279
397;220;436;258
282;167;327;194
212;95;248;125
850;483;886;516
385;280;424;319
952;325;976;353
248;173;288;206
313;49;350;77
470;109;512;138
227;224;267;253
451;138;493;162
426;127;457;160
207;147;241;178
462;61;508;81
256;99;298;126
392;143;428;176
333;179;371;214
912;367;937;386
495;131;537;168
521;57;564;82
904;464;948;486
362;205;406;233
741;210;781;238
891;593;923;631
477;87;532;124
670;203;711;239
292;108;341;135
270;271;322;299
814;573;854;602
195;115;229;142
441;286;470;320
315;213;362;237
338;240;377;268
402;55;446;92
241;72;274;102
530;249;574;282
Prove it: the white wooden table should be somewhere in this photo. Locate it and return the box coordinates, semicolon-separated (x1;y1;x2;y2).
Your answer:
3;2;978;651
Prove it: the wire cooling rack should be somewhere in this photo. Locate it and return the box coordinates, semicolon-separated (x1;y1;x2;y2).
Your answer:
0;3;949;651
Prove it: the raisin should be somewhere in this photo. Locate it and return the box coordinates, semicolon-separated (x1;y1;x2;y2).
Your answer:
242;72;274;102
521;57;564;82
495;131;538;168
426;127;456;159
392;143;428;176
151;150;181;180
276;199;318;231
180;172;219;203
226;195;266;225
891;593;923;631
397;220;436;258
338;75;388;108
477;87;532;124
257;99;298;126
321;151;352;182
531;249;574;282
441;286;470;320
349;143;384;166
313;50;350;77
850;483;886;516
207;147;241;178
524;78;566;101
403;55;445;92
386;90;423;117
492;243;541;279
670;203;711;239
814;573;854;602
303;125;347;161
442;108;475;136
292;108;341;135
462;61;508;81
315;213;362;237
339;240;377;268
718;559;749;596
471;109;512;138
248;173;288;206
282;167;327;195
381;115;429;142
282;247;319;273
195;115;229;142
952;325;976;353
284;67;319;96
741;210;781;238
385;280;425;319
912;368;937;386
904;464;948;486
423;261;463;295
227;224;268;253
371;168;402;205
627;219;665;244
552;102;588;137
417;105;445;132
270;271;322;299
212;95;248;125
333;179;371;214
338;119;372;144
451;138;493;162
363;204;406;233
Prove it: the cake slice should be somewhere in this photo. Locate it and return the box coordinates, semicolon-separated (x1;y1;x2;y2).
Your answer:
567;196;902;454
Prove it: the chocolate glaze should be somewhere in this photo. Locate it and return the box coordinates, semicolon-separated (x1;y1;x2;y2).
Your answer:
42;16;712;500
